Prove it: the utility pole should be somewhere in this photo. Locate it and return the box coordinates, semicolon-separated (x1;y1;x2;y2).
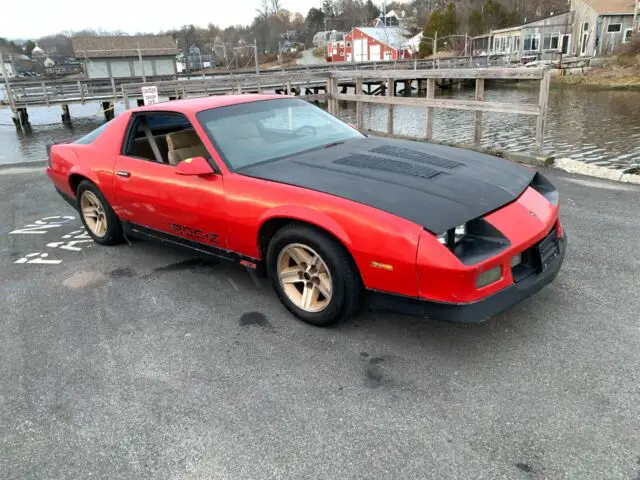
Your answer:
137;43;146;82
434;30;438;58
254;40;260;75
0;49;16;112
634;0;639;32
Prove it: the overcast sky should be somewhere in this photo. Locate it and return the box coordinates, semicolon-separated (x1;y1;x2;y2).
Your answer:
2;0;320;39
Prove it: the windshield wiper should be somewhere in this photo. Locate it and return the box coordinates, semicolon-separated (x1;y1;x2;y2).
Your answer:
324;141;345;149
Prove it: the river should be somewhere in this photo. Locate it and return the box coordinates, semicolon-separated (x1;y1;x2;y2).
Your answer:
1;85;639;170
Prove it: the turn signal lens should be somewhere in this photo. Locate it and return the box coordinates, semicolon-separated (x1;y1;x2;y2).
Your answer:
476;266;502;289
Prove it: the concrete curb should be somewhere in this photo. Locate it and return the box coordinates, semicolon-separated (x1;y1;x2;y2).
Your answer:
551;158;640;185
0;160;47;170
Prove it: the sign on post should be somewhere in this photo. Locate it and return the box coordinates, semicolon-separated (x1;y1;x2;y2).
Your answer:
141;86;159;105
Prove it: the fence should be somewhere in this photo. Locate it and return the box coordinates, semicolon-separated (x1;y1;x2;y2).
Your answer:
328;68;551;152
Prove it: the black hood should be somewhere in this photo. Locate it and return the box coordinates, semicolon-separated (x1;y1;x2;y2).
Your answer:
238;136;535;234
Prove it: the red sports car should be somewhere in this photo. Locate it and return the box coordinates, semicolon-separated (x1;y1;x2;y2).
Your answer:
47;95;566;326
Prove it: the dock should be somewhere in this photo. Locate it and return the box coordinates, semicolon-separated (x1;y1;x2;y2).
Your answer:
1;65;552;151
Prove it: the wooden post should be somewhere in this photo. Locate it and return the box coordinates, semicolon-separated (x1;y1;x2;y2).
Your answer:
326;79;332;114
356;77;363;129
387;77;394;134
473;78;485;145
78;80;84;104
286;79;292;96
121;86;130;110
535;69;551;153
182;85;187;99
61;104;71;124
110;77;117;103
426;78;435;140
41;81;49;107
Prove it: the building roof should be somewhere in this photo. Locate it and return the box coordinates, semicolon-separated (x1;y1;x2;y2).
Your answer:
72;35;178;59
582;0;636;14
355;27;409;50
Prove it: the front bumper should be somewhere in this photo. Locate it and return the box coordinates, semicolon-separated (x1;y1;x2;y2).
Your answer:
367;235;567;324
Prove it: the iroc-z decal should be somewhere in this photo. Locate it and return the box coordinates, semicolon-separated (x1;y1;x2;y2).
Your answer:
170;224;219;245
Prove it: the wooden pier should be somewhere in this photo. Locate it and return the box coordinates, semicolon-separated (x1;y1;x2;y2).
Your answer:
1;66;551;151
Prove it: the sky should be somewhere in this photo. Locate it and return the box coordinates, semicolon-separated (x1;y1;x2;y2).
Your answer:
2;0;320;39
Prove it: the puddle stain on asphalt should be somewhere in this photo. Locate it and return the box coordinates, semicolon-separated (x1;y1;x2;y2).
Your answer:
515;463;533;473
62;271;108;289
239;312;272;329
151;258;219;274
110;268;136;278
361;352;387;389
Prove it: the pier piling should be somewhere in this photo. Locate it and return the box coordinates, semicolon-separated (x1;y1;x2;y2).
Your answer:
102;102;114;121
61;104;71;125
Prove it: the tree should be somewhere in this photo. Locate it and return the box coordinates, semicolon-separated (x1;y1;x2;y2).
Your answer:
419;2;458;57
23;40;36;57
364;0;380;22
304;7;326;44
420;9;443;57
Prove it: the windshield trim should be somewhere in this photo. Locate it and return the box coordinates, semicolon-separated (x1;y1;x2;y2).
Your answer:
195;98;363;172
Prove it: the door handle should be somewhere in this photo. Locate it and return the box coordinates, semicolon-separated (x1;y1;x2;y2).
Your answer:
116;171;131;178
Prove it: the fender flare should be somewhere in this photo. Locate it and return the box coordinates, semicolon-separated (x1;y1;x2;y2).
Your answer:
258;205;353;252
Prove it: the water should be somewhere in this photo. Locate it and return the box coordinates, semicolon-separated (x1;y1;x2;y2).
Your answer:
1;86;640;170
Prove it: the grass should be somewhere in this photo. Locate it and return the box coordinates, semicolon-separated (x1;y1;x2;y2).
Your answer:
553;67;640;90
553;36;640;90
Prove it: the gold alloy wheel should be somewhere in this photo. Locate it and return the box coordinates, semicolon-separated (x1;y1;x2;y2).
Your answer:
80;190;108;238
277;243;333;313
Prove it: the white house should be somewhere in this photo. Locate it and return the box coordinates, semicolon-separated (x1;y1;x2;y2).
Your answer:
571;0;638;56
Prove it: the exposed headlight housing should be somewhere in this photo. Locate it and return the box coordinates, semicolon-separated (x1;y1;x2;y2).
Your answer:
437;224;467;248
433;219;511;266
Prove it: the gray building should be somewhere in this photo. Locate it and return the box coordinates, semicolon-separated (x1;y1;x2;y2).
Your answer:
491;12;575;62
72;36;178;79
571;0;637;56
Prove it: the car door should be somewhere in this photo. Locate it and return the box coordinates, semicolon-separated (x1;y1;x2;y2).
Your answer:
113;111;229;253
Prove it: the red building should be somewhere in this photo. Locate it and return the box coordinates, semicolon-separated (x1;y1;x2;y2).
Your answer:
344;27;409;62
326;40;346;62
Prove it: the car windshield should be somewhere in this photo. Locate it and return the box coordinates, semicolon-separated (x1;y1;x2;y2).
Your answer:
196;98;363;169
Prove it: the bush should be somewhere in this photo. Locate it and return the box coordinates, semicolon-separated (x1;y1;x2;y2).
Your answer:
616;34;640;68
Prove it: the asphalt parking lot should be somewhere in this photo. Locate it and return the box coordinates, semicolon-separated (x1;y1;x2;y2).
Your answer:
1;166;639;480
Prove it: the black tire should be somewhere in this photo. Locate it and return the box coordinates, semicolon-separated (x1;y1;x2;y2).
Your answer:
76;180;123;246
267;224;362;327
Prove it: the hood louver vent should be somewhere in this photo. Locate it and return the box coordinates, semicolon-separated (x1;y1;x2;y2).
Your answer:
334;154;443;180
370;145;463;169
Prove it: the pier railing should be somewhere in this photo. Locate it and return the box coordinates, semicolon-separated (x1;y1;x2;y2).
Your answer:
328;68;551;152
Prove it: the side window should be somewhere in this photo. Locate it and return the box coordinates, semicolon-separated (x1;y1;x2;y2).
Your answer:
123;113;208;166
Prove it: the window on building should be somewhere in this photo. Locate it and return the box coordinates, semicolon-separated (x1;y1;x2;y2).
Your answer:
550;33;560;50
624;29;633;42
582;22;590;33
607;24;622;33
543;35;552;50
524;34;541;51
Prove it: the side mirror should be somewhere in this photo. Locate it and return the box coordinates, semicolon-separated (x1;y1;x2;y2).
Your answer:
175;156;215;176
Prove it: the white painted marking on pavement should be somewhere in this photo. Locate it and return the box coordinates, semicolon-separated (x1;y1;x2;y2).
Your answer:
14;253;62;265
10;216;76;235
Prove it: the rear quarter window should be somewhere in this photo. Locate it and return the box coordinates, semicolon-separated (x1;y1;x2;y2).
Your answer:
73;121;112;144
